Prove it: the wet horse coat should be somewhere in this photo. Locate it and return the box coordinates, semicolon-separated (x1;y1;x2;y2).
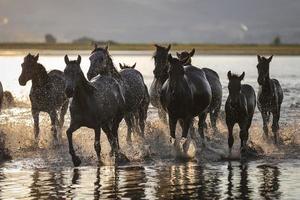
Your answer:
18;54;68;141
64;55;127;166
256;55;283;144
160;55;212;144
87;46;149;142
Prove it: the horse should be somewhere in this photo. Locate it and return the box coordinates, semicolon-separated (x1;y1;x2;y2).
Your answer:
87;45;149;143
176;48;222;132
150;44;171;123
256;55;283;144
64;55;128;166
119;62;150;138
225;71;256;158
160;54;212;147
18;53;69;142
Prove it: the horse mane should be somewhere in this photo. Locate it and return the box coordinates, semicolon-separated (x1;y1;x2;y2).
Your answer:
91;48;121;79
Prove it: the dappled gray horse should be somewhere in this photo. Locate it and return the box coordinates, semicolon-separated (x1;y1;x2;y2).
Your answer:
87;45;149;143
64;55;127;166
18;54;68;142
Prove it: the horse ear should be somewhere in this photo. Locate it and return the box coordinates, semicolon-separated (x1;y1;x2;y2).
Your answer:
190;49;195;57
240;72;245;80
119;63;123;69
132;63;136;68
168;54;173;62
105;45;108;51
257;55;262;62
77;55;81;64
227;71;232;80
167;44;171;51
94;43;98;49
34;53;39;62
267;55;273;63
176;52;181;58
64;55;70;64
154;44;159;48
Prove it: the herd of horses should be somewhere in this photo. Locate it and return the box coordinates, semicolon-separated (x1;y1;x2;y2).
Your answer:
0;44;283;166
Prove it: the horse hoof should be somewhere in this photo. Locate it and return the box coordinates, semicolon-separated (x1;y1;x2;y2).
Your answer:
72;156;81;167
170;137;175;145
116;153;130;164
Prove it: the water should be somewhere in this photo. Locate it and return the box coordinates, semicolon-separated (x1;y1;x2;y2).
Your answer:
0;52;300;199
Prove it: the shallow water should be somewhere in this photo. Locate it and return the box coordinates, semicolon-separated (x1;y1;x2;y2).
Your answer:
0;52;299;199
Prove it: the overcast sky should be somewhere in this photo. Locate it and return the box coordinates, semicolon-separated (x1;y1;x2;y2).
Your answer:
0;0;300;43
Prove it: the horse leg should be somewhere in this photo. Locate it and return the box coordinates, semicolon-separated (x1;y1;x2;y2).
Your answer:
112;114;129;163
32;109;40;141
168;116;177;143
49;110;59;142
138;107;146;138
272;109;280;144
59;99;69;129
125;113;133;143
239;122;248;159
226;120;234;157
94;128;101;162
210;106;220;133
66;124;81;166
181;118;193;152
102;124;115;157
261;111;269;137
198;112;208;145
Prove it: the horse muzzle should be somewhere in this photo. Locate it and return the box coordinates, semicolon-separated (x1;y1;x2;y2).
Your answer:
18;77;27;86
65;87;74;98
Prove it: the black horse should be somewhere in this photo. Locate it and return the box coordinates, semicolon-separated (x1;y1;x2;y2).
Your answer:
150;44;171;123
64;55;127;166
176;48;222;132
256;55;283;144
87;45;149;143
225;71;256;157
160;54;212;146
18;53;69;142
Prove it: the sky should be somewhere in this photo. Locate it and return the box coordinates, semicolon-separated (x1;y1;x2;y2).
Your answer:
0;0;300;43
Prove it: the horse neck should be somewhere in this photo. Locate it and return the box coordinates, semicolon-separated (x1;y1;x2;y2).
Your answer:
31;64;49;88
103;56;121;79
261;76;272;93
74;72;92;104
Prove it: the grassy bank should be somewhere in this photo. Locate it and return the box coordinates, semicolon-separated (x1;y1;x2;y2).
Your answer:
1;43;300;55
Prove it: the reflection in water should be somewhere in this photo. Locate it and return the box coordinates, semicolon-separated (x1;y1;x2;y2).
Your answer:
0;161;296;199
258;165;281;199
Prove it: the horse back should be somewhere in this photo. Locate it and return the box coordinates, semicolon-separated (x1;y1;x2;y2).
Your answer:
241;84;256;116
272;78;283;105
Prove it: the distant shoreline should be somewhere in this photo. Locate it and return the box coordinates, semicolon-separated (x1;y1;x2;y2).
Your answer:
1;43;300;55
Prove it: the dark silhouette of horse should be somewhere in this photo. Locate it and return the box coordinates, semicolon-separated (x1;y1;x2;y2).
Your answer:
18;53;68;142
176;48;222;132
64;55;128;166
0;81;3;112
87;45;149;143
225;71;256;158
256;55;283;144
160;54;212;146
150;44;171;123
